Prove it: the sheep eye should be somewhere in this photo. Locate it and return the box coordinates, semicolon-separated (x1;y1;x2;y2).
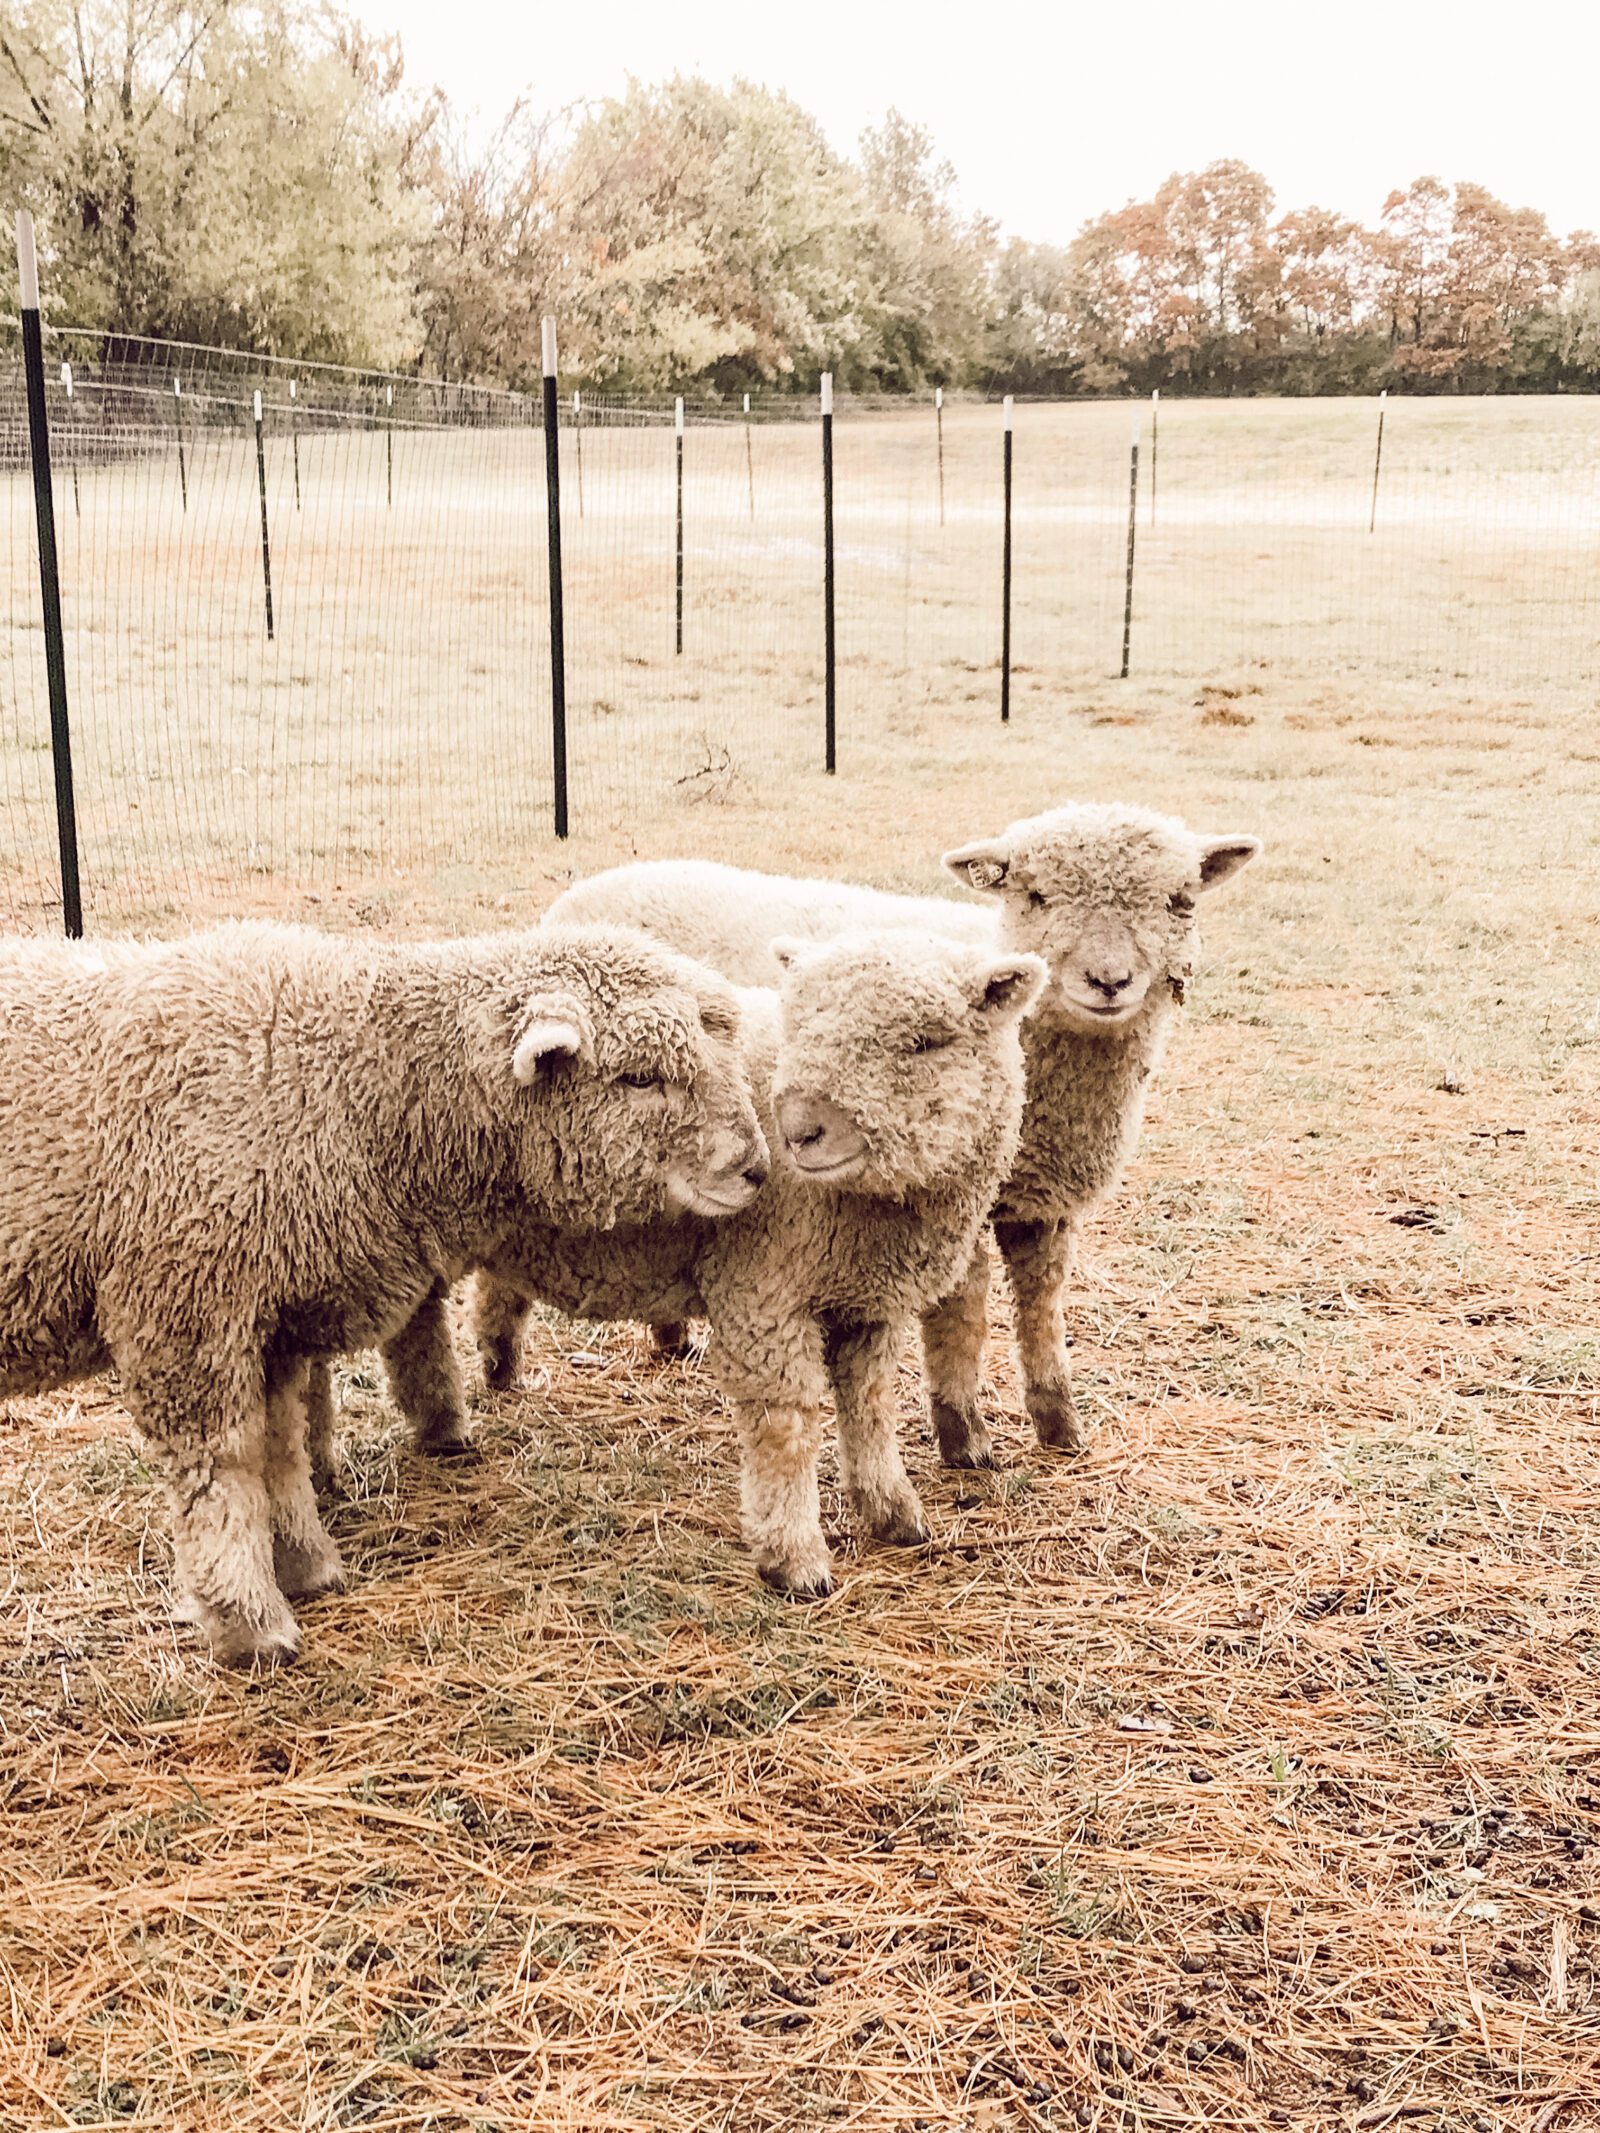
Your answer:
1026;891;1047;910
1168;892;1196;917
618;1071;662;1092
909;1033;952;1056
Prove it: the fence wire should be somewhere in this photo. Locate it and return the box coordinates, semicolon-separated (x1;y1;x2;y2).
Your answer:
4;327;1599;930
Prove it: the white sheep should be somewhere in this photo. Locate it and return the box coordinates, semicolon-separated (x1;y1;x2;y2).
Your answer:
369;930;1044;1596
547;803;1259;1463
0;920;765;1665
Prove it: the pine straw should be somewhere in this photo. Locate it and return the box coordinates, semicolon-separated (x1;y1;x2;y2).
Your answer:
5;685;1600;2128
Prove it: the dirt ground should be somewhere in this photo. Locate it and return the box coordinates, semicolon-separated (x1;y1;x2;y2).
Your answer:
3;400;1600;2130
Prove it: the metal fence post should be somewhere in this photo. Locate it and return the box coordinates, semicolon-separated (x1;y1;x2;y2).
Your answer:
290;378;301;509
1120;419;1139;681
253;389;275;641
541;317;569;839
1001;396;1013;723
1369;389;1387;534
573;389;584;518
15;211;83;936
172;375;188;512
60;361;81;520
822;371;836;774
674;396;685;657
936;385;946;529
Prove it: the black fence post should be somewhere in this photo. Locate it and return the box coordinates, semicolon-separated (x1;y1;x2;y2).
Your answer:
172;375;188;513
674;396;685;657
822;371;836;774
573;390;584;518
253;389;275;642
1001;396;1014;723
743;391;755;520
936;385;946;529
1369;388;1387;534
60;360;80;520
290;378;301;510
541;316;569;840
16;211;83;937
1120;419;1139;681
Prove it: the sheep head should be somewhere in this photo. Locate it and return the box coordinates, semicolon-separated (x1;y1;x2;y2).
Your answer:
493;925;769;1227
943;803;1259;1036
769;932;1045;1197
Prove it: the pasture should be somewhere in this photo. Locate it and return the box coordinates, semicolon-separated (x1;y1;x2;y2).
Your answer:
2;397;1600;2129
4;392;1600;926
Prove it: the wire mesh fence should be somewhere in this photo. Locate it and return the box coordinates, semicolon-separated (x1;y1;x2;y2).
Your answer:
4;321;1600;932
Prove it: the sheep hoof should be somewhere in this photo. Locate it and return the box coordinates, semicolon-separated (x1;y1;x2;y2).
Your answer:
1029;1387;1085;1453
758;1560;835;1603
931;1399;995;1470
479;1342;519;1392
650;1321;694;1361
878;1514;930;1549
273;1535;347;1600
857;1496;930;1547
309;1457;346;1500
415;1424;479;1463
206;1609;303;1671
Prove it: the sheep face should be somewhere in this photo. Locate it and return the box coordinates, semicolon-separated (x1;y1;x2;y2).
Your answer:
943;803;1259;1036
498;931;769;1227
768;933;1046;1196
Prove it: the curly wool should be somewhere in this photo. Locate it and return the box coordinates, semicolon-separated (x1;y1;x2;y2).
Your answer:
542;806;1259;1462
467;931;1044;1595
0;919;761;1664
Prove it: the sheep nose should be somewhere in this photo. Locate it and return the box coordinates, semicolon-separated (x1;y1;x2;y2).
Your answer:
741;1154;769;1190
775;1091;868;1176
1086;969;1133;999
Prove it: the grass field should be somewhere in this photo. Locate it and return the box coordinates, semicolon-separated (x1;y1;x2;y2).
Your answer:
4;393;1600;928
3;396;1600;2130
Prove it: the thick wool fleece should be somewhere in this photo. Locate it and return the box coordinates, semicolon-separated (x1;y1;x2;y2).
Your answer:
468;931;1044;1595
0;920;760;1665
548;858;992;984
548;805;1258;1463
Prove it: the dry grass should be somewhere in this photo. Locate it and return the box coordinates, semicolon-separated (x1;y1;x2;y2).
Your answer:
4;406;1600;2129
5;394;1600;930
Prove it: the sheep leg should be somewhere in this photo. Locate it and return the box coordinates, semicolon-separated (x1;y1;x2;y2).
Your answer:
263;1357;346;1600
825;1319;928;1546
995;1216;1083;1454
382;1280;474;1458
735;1400;833;1600
473;1272;533;1392
120;1347;301;1669
920;1247;995;1468
304;1358;342;1496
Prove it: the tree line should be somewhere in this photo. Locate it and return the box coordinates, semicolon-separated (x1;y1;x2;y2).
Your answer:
5;0;1598;395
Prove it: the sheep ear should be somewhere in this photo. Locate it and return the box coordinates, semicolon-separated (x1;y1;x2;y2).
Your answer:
969;953;1047;1023
942;839;1012;894
1196;835;1261;892
770;935;814;973
512;999;593;1083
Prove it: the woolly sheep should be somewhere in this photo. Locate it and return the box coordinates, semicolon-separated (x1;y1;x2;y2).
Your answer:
0;920;765;1665
361;930;1045;1597
545;803;1259;1463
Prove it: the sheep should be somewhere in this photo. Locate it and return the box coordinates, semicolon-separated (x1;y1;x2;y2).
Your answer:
377;930;1045;1597
0;920;766;1665
545;803;1260;1463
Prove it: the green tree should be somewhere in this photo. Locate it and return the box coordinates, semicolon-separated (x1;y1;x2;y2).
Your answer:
0;0;436;361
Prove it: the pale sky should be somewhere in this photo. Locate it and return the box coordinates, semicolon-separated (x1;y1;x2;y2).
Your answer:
365;0;1599;241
